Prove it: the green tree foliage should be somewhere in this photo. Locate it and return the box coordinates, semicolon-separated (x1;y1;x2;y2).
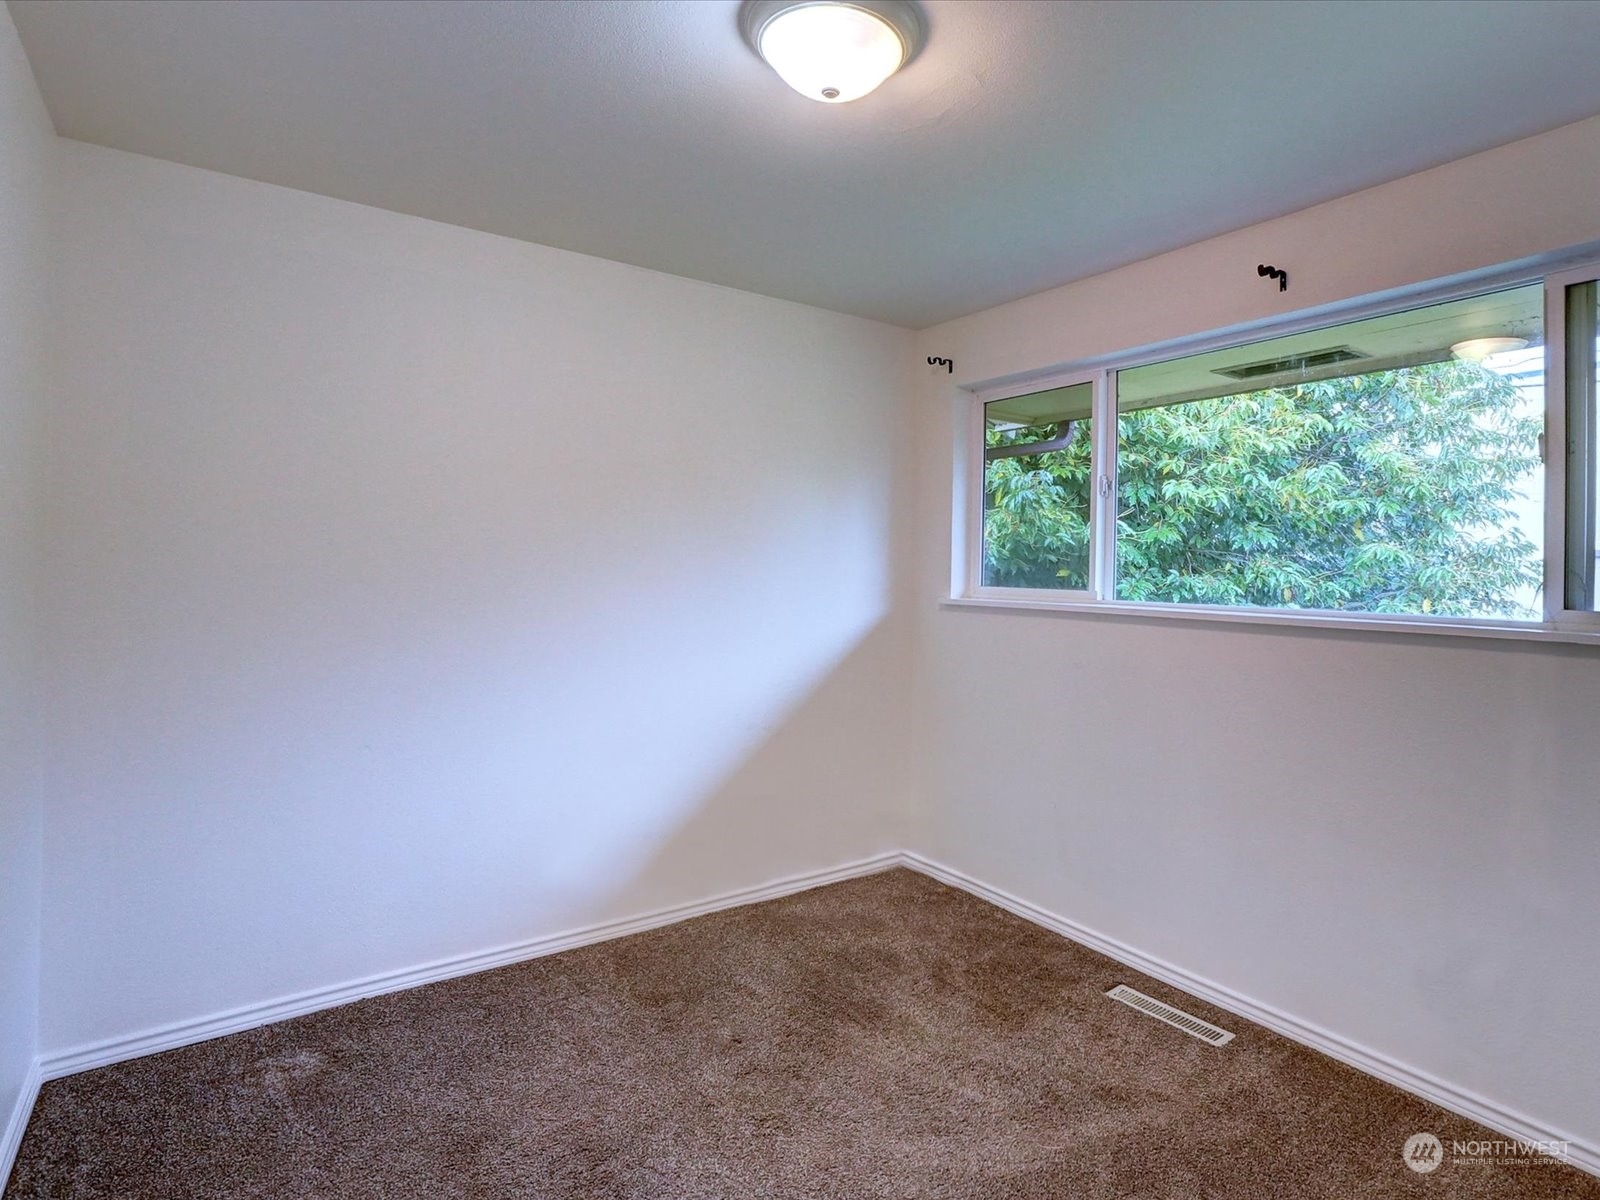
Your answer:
984;362;1542;617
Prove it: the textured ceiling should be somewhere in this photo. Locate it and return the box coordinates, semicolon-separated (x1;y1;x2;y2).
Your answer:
11;0;1600;328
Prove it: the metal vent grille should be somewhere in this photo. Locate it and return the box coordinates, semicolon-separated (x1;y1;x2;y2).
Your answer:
1212;345;1366;381
1106;984;1235;1046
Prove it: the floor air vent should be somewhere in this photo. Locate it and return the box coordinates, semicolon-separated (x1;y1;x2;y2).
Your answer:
1106;984;1235;1046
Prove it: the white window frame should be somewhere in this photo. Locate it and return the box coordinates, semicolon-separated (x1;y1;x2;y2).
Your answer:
952;252;1600;647
968;368;1102;604
1544;261;1600;629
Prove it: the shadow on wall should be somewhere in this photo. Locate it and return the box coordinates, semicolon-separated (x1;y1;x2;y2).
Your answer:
43;472;903;1051
40;142;912;1053
609;619;907;921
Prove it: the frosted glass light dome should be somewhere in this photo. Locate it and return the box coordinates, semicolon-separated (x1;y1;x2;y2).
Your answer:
1450;336;1529;363
741;1;925;104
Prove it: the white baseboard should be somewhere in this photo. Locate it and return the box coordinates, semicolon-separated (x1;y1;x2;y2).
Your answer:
23;847;1597;1184
0;1057;42;1192
898;850;1600;1179
38;851;903;1082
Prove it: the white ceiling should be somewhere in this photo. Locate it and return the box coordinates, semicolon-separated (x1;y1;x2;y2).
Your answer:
11;0;1600;328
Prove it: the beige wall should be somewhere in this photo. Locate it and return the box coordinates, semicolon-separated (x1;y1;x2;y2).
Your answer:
910;114;1600;1153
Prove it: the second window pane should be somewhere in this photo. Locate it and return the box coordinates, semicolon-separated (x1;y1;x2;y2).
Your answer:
1113;285;1545;619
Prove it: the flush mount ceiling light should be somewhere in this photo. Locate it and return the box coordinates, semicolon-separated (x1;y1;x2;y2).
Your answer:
740;0;925;104
1450;336;1530;363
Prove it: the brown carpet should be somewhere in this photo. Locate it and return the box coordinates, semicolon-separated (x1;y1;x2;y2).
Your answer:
7;869;1596;1198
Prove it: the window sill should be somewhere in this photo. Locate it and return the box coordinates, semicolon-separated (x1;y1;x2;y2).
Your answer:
941;595;1600;647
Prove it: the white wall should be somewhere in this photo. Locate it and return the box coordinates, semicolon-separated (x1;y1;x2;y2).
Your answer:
911;114;1600;1152
0;0;50;1159
40;141;914;1054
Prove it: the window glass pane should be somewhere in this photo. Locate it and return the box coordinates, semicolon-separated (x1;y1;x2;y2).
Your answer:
1565;280;1599;610
983;382;1093;589
1114;285;1545;619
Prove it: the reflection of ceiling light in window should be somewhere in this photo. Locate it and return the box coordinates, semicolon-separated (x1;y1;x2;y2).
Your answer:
740;1;925;104
1450;336;1529;363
